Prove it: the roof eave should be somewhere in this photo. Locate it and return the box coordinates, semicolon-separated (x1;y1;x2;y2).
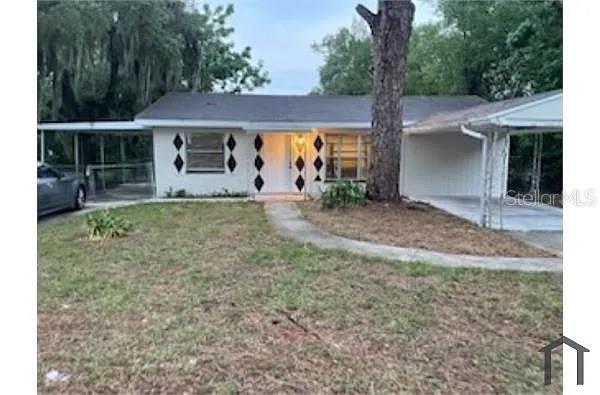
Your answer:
37;121;149;131
135;118;417;131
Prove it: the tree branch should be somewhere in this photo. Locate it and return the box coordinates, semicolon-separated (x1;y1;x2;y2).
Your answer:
356;4;378;31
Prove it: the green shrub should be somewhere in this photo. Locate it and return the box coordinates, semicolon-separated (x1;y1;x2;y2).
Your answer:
174;189;187;198
320;181;366;209
165;187;248;199
165;187;187;198
86;210;133;240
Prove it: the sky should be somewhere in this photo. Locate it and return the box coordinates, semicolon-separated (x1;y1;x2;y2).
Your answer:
203;0;439;94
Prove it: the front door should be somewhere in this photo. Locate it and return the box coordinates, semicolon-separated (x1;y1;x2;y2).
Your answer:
260;134;291;193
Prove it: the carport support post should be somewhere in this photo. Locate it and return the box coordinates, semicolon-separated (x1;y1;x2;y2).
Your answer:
497;130;510;230
461;125;491;228
481;135;491;227
74;132;79;177
100;134;106;191
120;134;126;183
40;130;45;163
485;132;499;228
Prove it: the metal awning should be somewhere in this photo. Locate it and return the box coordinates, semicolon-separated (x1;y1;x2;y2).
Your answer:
37;121;150;133
404;90;562;136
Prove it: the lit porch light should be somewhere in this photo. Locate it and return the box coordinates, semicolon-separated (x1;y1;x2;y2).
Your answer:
293;134;306;153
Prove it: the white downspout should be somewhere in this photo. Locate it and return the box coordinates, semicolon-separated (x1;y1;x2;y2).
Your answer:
461;125;489;227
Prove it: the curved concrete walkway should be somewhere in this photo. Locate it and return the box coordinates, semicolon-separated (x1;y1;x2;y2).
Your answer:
264;202;562;272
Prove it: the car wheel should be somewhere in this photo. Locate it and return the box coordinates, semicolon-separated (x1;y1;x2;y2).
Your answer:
75;186;86;210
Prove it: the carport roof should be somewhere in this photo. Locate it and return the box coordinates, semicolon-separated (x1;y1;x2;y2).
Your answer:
37;121;149;132
134;93;486;129
405;90;562;135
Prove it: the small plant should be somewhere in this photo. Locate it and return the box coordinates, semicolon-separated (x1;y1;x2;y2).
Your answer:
164;187;248;199
165;187;188;198
173;189;187;198
86;210;133;240
208;188;249;198
320;181;366;209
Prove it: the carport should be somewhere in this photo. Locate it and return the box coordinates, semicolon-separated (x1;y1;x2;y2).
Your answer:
403;90;562;231
37;121;154;201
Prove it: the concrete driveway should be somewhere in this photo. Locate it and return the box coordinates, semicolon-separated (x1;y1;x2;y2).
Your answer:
508;230;563;256
414;195;563;232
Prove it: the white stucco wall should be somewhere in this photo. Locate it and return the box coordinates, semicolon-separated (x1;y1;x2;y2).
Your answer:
400;132;508;198
153;128;253;196
153;127;509;200
304;130;326;196
153;128;328;197
255;130;325;196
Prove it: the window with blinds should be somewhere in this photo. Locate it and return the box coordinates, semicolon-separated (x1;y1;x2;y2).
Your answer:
325;134;371;181
185;133;224;172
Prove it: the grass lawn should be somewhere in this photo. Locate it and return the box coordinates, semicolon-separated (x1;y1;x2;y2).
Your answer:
299;200;553;257
38;202;562;393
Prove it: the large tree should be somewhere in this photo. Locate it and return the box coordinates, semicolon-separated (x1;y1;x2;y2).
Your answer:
356;0;415;201
315;0;562;195
37;1;269;121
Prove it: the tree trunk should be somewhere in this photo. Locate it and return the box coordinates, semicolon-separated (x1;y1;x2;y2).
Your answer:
357;0;415;201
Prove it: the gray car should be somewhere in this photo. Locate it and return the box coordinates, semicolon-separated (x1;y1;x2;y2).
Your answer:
37;163;86;217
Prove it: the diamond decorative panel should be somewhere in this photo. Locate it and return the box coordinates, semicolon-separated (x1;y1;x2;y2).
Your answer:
254;155;264;171
174;154;184;172
313;156;323;171
295;156;305;171
315;175;322;182
227;155;237;172
254;135;263;151
226;135;236;151
254;175;264;191
173;134;183;151
314;136;323;152
295;175;305;191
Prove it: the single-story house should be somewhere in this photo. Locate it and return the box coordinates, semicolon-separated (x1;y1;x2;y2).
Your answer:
37;90;562;230
134;93;486;198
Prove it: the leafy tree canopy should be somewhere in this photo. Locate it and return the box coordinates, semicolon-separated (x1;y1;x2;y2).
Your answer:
311;22;372;95
38;1;269;121
313;0;562;100
313;21;468;96
438;0;562;99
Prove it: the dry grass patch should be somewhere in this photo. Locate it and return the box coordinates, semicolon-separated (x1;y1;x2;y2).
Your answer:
38;202;561;393
299;200;553;257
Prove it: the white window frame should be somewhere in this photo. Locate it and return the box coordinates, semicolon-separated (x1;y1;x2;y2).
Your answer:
325;134;371;181
185;133;225;173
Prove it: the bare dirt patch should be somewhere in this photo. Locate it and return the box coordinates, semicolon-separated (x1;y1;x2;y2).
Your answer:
299;200;554;257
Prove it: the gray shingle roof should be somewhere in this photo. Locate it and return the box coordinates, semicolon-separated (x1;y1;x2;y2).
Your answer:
135;93;486;124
